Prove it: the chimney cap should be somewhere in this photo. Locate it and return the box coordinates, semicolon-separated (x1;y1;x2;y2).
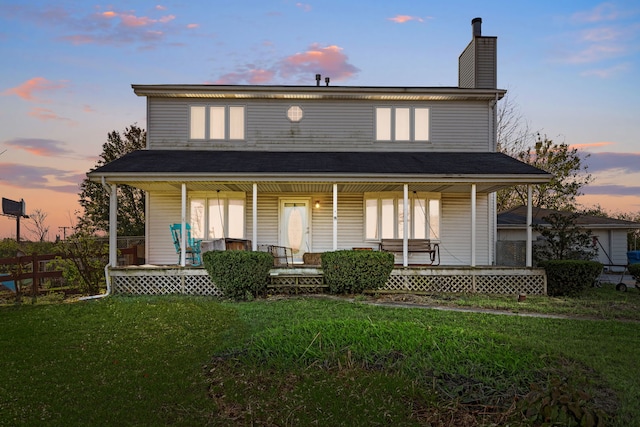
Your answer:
472;17;482;37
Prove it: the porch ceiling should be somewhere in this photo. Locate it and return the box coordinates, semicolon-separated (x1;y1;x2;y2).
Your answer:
119;180;513;194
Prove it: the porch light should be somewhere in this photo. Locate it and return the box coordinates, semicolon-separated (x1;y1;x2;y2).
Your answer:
315;200;320;209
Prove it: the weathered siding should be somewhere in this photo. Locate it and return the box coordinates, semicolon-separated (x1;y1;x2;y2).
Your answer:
458;37;497;90
146;98;492;152
476;38;497;89
458;41;476;89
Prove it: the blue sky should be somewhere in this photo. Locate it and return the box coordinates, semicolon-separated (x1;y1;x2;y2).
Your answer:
1;0;639;240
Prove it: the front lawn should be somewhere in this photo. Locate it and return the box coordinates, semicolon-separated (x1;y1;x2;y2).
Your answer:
0;291;638;426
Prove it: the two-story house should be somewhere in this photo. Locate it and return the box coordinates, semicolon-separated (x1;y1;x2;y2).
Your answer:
88;18;551;296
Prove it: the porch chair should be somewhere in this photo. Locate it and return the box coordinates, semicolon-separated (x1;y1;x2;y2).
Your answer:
170;223;203;266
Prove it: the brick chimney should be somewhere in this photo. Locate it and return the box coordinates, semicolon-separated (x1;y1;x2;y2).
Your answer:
458;17;497;89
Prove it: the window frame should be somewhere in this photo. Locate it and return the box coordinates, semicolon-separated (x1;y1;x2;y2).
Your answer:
189;192;246;240
189;104;246;141
375;106;431;142
364;192;440;241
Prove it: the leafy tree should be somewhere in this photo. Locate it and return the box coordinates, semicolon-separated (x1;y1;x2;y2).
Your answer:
77;124;146;236
497;134;592;212
533;212;597;262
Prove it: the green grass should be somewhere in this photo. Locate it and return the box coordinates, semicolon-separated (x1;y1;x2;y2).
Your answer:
366;282;640;321
0;291;638;426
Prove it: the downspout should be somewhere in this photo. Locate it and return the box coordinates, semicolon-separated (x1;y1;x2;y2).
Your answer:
80;177;114;300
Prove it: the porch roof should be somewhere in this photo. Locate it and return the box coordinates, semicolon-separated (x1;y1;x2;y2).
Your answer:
88;150;551;193
498;206;640;230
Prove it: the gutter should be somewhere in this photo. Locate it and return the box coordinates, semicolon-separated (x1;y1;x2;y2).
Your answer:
79;176;113;301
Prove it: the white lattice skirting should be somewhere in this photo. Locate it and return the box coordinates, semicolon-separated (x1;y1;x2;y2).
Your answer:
110;267;222;296
383;268;547;295
108;266;546;296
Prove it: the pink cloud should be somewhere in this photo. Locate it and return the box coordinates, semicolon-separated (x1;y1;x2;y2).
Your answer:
0;163;80;193
186;23;199;29
4;138;73;157
387;15;426;24
28;107;74;125
212;43;360;84
280;44;360;81
248;69;276;84
83;104;95;113
3;77;66;102
570;141;614;149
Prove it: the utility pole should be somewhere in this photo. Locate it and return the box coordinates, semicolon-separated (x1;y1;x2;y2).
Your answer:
58;226;71;240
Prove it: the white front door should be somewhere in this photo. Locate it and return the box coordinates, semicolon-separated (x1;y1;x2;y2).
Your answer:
280;199;310;264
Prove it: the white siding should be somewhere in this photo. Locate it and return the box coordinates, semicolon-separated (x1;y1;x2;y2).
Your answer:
146;189;491;265
148;192;182;265
440;193;490;265
593;229;629;266
147;98;492;153
498;228;630;266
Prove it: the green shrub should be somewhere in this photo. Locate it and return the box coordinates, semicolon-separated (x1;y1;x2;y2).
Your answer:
629;264;640;283
203;250;273;300
540;260;602;297
321;250;394;294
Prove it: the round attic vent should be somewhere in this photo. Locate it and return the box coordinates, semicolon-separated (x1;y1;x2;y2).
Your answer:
287;105;303;122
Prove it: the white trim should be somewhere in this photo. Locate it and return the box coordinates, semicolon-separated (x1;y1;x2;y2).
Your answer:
526;185;533;267
252;183;257;251
403;184;409;267
471;183;476;267
109;183;117;268
181;183;187;267
333;184;338;250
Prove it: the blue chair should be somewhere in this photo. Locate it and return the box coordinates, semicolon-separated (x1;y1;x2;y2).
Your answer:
170;223;202;266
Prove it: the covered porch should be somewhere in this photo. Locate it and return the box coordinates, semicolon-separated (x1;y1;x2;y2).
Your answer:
89;150;551;297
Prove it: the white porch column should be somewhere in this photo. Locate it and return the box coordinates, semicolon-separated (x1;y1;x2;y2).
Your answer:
108;183;117;268
252;183;258;251
403;184;409;267
526;185;533;267
471;184;476;267
332;183;338;250
180;183;187;267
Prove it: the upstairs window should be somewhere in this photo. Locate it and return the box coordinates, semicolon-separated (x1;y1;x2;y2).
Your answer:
364;193;440;241
375;107;430;142
190;105;245;141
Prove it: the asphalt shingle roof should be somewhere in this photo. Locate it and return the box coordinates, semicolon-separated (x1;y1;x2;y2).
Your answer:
498;206;640;228
90;150;550;176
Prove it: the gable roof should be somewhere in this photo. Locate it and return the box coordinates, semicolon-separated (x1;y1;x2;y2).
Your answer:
497;206;640;229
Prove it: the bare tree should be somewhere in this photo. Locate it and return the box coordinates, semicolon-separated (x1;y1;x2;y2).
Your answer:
496;92;533;156
496;94;592;212
24;209;50;242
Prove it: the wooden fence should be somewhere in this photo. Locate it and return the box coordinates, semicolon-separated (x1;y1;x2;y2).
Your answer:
0;253;65;299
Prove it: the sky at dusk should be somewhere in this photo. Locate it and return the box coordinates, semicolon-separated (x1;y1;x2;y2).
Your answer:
1;0;639;240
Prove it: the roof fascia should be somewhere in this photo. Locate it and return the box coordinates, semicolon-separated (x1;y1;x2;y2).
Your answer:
131;84;506;101
88;172;552;184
